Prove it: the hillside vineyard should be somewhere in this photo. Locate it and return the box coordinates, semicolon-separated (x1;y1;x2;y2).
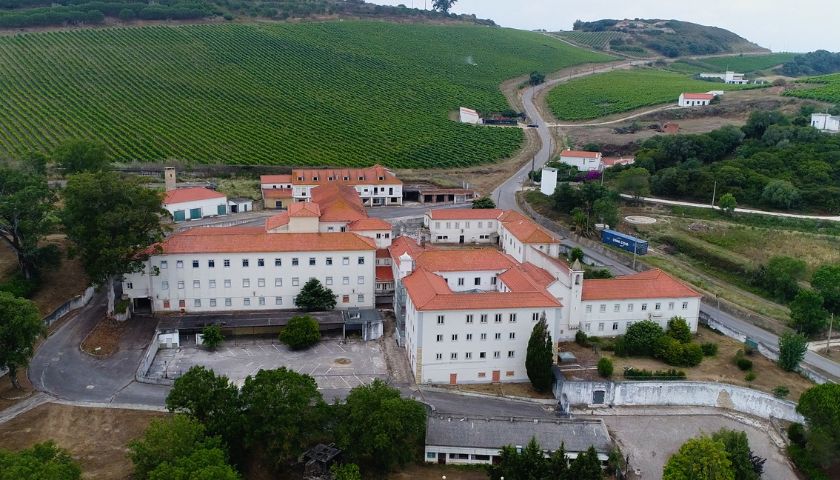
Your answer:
0;22;609;167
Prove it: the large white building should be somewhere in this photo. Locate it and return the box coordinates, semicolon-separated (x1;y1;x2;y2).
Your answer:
398;208;702;385
163;187;228;222
699;71;748;84
811;113;840;133
124;183;393;314
678;93;715;107
290;165;403;207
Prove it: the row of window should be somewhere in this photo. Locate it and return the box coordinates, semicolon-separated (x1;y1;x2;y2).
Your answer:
436;332;517;342
433;221;495;230
585;301;690;314
160;256;366;270
161;293;366;309
158;275;366;290
453;277;496;287
585;320;646;333
433;350;515;361
436;312;540;325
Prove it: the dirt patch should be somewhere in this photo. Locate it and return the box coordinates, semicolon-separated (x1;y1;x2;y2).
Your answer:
441;382;555;400
81;317;129;358
334;358;351;365
380;311;414;384
389;464;488;480
0;370;36;412
0;403;165;480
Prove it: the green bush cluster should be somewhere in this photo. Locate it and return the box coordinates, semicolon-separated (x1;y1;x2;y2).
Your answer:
0;273;39;298
734;350;753;371
620;318;706;367
701;342;719;356
279;315;321;350
597;357;613;378
624;367;686;380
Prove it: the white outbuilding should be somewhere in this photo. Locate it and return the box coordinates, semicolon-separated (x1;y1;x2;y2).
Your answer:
678;93;715;107
459;107;481;125
540;167;558;196
811;113;840;133
163;187;228;222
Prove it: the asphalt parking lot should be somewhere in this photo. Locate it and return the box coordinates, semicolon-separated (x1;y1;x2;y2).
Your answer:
148;336;388;390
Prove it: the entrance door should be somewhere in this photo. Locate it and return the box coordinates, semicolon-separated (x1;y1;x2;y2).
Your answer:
229;204;238;214
459;235;465;244
492;370;501;383
218;204;228;215
449;373;457;385
438;453;446;465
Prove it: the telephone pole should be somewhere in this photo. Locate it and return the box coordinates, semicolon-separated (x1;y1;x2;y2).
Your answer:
711;180;717;207
827;313;835;357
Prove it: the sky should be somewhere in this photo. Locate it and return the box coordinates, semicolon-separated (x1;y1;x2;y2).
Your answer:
369;0;838;53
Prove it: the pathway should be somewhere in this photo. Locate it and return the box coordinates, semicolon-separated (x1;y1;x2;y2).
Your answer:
620;193;840;222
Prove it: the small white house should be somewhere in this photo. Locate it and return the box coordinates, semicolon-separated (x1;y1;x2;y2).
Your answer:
699;71;748;84
678;93;715;107
459;107;481;125
811;113;840;133
163;187;228;222
228;197;253;214
540;167;558;195
559;150;603;172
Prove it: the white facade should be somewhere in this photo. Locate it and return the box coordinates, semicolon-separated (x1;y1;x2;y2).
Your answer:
559;151;602;172
164;197;228;222
678;93;714;107
811;113;840;133
580;297;701;336
699;71;747;84
123;250;376;313
459;107;482;125
540;167;558;196
424;217;498;244
228;198;253;213
295;183;402;206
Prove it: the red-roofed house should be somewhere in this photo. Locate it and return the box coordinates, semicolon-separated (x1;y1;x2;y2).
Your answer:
163;187;228;222
679;92;716;107
559;149;603;172
290;165;403;206
261;174;294;210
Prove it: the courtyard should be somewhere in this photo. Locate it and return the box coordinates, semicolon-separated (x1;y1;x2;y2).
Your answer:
148;335;388;391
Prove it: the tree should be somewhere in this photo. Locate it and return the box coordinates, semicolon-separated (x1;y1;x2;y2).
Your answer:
165;366;243;459
592;197;619;228
330;463;362;480
129;416;225;480
548;443;569;479
0;292;45;389
293;278;336;312
200;325;224;350
568;446;603;480
778;332;808;372
0;441;81;480
615;167;651;199
569;247;584;263
718;193;737;216
529;71;546;86
666;317;692;344
53;139;111;174
796;384;840;467
525;316;554;392
147;447;240;480
597;357;613;378
711;429;762;480
761;179;800;209
336;379;426;472
472;197;496;209
61;172;166;315
239;368;326;467
431;0;456;14
758;256;806;301
279;315;321;350
624;320;664;357
0;167;58;281
489;438;549;480
811;264;840;314
663;436;734;480
789;289;828;337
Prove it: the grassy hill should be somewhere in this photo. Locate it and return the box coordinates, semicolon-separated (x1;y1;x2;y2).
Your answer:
0;22;611;168
546;68;750;121
698;53;797;73
560;19;767;58
787;74;840;103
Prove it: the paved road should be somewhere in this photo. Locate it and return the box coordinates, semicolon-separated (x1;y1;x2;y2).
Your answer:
620;193;840;222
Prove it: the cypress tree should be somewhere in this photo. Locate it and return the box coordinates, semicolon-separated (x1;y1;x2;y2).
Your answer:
526;316;554;392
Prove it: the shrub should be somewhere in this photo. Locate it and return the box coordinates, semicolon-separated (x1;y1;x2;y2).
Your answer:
787;423;806;447
680;343;704;367
279;315;321;350
624;367;686;380
624;320;664;357
736;358;753;371
666;317;692;344
701;342;719;356
654;335;683;365
115;299;130;314
200;325;224;351
773;386;790;399
597;357;613;378
788;445;830;480
745;371;757;382
575;330;589;347
0;273;39;298
613;336;627;357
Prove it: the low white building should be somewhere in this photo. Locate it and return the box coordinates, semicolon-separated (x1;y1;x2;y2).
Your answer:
811;113;840;133
459;107;482;125
228;197;253;214
541;167;558;195
163;187;228;222
290;165;403;206
558;150;603;172
678;93;715;107
699;71;748;84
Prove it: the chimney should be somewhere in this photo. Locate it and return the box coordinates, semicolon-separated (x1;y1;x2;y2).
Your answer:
164;167;177;192
398;253;414;279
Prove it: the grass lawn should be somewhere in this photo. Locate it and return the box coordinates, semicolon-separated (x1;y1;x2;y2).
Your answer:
698;53;798;73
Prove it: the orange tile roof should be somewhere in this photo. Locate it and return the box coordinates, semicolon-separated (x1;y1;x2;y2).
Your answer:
520;262;557;287
499;211;557;244
389;236;428;264
349;218;392;231
403;268;561;311
261;175;292;184
427;209;504;220
156;228;375;254
292;165;402;186
582;269;701;301
376;248;390;259
262;188;293;199
682;93;715;100
311;184;367;223
164;187;226;205
288;202;321;218
376;266;395;282
415;249;515;273
560;150;601;159
265;212;290;231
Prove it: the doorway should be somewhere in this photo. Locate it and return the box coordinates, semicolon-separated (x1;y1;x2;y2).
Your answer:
459;235;465;244
449;373;457;385
492;370;501;383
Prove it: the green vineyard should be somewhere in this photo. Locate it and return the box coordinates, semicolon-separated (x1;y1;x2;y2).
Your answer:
555;31;626;50
698;53;797;73
0;22;610;168
787;74;840;103
546;68;750;121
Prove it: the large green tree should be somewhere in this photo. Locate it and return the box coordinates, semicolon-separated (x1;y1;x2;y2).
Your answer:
778;332;808;372
615;167;651;200
0;292;45;389
239;368;326;467
758;256;806;302
796;384;840;468
624;320;665;357
146;447;239;480
129;416;227;480
568;446;603;480
431;0;456;14
489;438;549;480
61;172;166;315
811;264;840;314
718;193;737;216
789;289;828;337
711;429;763;480
279;315;321;350
472;197;496;209
525;316;554;392
761;179;800;210
0;166;58;281
663;436;734;480
336;379;426;472
53;139;111;174
0;441;81;480
293;278;337;312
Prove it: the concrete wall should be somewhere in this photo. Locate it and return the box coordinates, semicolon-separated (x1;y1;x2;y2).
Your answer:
135;331;164;384
43;286;95;328
557;380;803;423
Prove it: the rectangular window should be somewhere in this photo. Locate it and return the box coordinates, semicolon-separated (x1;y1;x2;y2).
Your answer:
224;279;231;288
309;257;316;266
160;261;168;269
480;333;487;340
275;297;283;305
457;278;464;286
176;260;184;269
465;352;472;360
193;280;200;288
177;281;185;289
598;323;604;331
509;313;517;323
586;305;592;313
209;299;216;307
682;302;689;310
259;297;265;306
451;334;458;341
585;323;591;332
466;333;473;341
613;322;619;331
194;299;201;307
614;304;620;313
532;312;539;321
258;259;265;267
495;333;502;340
343;277;349;285
509;332;516;340
474;277;481;286
491;277;497;285
358;256;365;265
161;281;169;290
243;298;251;306
642;303;648;311
466;314;474;324
274;258;282;267
242;279;250;288
357;294;364;303
655;303;662;311
480;314;488;323
326;257;333;266
208;260;215;268
628;304;634;312
436;334;443;342
450;353;458;360
357;276;365;285
436;353;442;360
258;278;265;287
508;351;515;358
494;351;501;359
479;352;486;359
437;315;445;325
191;260;199;268
292;258;299;266
208;280;216;288
242;259;249;267
495;314;502;323
325;277;333;286
224;259;230;268
126;282;134;290
292;278;300;287
599;304;606;313
343;257;350;265
225;298;232;307
275;278;282;287
669;302;675;311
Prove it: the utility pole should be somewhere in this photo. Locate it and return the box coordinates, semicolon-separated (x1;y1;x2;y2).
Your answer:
711;179;717;207
632;241;638;270
828;313;835;357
